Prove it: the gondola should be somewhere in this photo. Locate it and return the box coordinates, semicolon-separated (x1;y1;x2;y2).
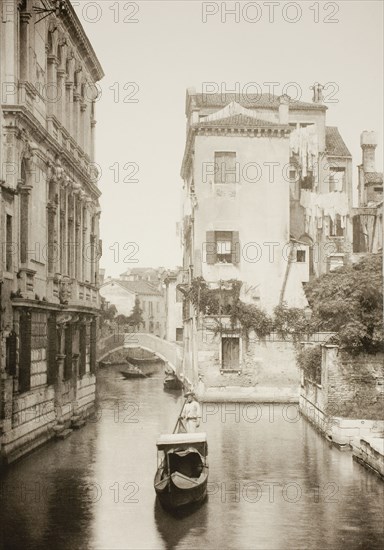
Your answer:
120;366;147;379
154;417;208;511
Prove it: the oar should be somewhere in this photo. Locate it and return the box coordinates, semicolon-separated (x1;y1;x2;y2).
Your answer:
173;398;187;433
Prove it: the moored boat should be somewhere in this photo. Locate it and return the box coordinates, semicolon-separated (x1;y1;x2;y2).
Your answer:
154;432;208;511
120;366;147;379
163;374;183;391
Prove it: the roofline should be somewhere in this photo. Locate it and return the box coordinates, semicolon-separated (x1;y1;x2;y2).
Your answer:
62;1;104;82
187;90;328;112
100;279;162;296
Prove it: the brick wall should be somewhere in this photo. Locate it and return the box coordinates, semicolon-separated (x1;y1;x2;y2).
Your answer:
325;347;384;417
300;345;384;446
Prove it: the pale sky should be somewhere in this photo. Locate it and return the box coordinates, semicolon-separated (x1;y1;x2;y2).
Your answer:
72;0;383;277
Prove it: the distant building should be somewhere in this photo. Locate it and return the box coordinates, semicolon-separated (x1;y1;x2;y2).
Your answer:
352;131;383;256
161;268;184;342
120;267;162;285
0;0;104;464
99;279;166;337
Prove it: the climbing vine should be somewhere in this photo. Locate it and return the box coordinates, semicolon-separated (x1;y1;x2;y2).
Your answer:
296;345;322;384
185;277;272;341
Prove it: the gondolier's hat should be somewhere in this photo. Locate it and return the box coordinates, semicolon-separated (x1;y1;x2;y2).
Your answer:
184;390;195;397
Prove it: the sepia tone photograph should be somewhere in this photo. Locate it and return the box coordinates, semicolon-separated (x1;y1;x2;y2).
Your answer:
0;1;383;549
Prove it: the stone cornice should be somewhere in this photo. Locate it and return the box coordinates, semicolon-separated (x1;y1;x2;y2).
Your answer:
11;297;100;315
2;105;101;199
180;124;290;180
60;1;104;82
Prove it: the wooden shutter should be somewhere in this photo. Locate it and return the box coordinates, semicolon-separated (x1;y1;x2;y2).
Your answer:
47;314;57;385
206;231;216;264
231;231;240;264
19;311;31;392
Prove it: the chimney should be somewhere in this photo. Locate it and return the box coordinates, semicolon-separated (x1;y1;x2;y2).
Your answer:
278;94;289;124
360;131;377;173
311;83;324;104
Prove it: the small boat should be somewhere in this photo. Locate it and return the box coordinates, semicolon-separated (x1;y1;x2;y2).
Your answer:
154;432;208;511
163;374;183;391
120;366;147;379
99;360;112;368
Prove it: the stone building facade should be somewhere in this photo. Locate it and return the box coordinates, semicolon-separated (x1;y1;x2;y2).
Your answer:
0;0;104;464
179;86;354;397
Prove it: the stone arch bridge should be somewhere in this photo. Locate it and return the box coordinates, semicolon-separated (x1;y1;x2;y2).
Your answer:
97;332;183;377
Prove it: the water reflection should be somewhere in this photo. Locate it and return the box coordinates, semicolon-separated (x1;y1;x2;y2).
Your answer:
0;365;383;550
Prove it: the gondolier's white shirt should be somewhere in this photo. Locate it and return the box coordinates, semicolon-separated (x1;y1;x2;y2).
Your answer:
182;400;201;420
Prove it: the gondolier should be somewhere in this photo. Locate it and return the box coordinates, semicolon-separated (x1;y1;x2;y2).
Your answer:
181;391;201;433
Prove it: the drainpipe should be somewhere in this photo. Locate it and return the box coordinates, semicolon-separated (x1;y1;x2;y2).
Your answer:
279;242;294;305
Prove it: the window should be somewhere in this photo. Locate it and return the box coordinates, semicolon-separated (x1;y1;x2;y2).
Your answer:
149;301;153;316
221;336;240;371
206;231;240;264
216;231;232;263
373;187;383;193
64;324;73;380
6;214;12;272
296;250;306;263
19;310;31;393
214;152;237;184
301;171;314;190
176;328;183;342
79;324;87;376
47;314;58;385
6;331;17;376
329;215;344;237
329;168;345;192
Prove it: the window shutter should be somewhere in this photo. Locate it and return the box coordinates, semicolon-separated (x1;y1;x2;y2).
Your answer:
231;231;240;264
206;231;216;264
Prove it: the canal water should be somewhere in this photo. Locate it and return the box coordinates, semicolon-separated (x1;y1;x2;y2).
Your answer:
1;364;383;550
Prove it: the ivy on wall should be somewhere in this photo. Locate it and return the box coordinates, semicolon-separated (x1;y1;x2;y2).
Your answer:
296;345;322;384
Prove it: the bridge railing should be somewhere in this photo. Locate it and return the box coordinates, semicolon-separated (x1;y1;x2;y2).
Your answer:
124;333;183;376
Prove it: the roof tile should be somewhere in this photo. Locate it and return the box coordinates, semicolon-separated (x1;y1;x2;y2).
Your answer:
325;126;351;157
